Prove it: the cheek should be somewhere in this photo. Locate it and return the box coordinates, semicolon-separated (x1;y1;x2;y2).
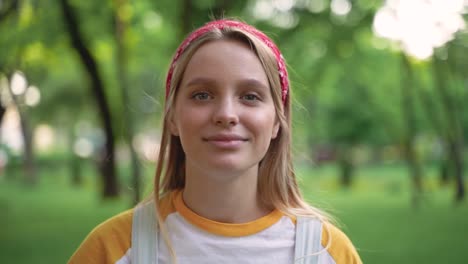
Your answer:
175;111;204;136
250;112;278;138
172;103;192;129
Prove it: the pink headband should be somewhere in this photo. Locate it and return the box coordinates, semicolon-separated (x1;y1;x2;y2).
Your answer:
165;19;289;104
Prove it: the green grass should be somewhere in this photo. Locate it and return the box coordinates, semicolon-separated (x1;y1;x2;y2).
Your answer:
0;169;129;264
298;163;468;264
1;163;467;263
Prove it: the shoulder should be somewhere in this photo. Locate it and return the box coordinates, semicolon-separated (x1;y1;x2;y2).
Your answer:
321;222;362;264
68;195;176;264
68;209;134;264
92;209;134;236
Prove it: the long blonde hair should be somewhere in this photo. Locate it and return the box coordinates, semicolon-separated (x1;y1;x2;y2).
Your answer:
151;20;333;261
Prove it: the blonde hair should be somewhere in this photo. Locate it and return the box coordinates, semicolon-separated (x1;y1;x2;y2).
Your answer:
151;21;333;262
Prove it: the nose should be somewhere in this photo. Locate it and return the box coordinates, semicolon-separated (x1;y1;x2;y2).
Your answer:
212;98;239;127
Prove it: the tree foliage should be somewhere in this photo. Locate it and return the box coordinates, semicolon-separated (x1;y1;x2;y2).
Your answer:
0;0;466;202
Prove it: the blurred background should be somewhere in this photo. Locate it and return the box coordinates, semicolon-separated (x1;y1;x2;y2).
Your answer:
1;0;467;263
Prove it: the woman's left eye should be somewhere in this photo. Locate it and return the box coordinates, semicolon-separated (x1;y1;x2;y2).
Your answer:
241;94;260;101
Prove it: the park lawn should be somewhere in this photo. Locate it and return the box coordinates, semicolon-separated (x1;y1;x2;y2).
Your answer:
0;171;130;264
299;164;468;264
1;164;467;264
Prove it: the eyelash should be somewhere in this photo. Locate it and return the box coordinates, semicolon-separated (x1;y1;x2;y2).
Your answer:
191;91;212;100
190;91;262;103
241;93;261;102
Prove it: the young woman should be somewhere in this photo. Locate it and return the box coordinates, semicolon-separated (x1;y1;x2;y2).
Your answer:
69;19;362;264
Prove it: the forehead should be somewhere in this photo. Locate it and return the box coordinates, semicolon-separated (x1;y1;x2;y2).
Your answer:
180;39;269;86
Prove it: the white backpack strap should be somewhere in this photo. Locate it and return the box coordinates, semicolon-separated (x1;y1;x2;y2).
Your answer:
294;216;323;264
131;199;159;264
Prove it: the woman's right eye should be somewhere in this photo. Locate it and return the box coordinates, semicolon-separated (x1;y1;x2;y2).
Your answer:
191;92;211;101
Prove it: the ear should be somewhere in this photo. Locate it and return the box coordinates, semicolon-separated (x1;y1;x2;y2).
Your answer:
168;115;179;136
271;120;280;139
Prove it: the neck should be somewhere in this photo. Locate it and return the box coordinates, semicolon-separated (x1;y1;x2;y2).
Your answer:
182;164;270;223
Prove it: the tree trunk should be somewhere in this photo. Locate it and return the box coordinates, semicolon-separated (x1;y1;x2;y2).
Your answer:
416;85;451;186
433;58;465;202
400;55;424;208
6;77;37;185
59;0;119;198
0;100;5;125
0;0;18;23
67;126;82;186
180;0;193;39
338;145;353;188
439;158;450;185
449;140;465;201
113;0;141;204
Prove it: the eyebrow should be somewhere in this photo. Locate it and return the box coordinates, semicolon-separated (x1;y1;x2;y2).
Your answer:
184;77;217;88
185;77;269;90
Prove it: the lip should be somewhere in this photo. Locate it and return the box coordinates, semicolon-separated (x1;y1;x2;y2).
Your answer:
204;134;247;141
203;134;248;148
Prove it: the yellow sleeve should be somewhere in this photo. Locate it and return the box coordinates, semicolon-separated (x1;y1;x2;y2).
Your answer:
321;223;362;264
68;209;133;264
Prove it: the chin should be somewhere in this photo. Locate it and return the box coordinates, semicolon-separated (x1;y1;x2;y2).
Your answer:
207;160;258;174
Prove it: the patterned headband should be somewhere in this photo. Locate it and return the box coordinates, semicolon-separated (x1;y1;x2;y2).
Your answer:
165;19;289;104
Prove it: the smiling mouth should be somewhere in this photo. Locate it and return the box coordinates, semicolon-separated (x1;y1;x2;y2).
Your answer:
203;135;248;148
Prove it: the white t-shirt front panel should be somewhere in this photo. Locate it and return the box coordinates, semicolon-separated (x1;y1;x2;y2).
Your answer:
157;212;296;264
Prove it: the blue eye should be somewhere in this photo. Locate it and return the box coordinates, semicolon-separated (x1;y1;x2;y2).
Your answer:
192;92;211;100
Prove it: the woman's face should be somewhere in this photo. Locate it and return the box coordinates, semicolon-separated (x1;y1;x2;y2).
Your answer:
169;39;279;178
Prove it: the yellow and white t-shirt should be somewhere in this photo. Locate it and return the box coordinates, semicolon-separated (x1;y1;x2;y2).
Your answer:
68;190;361;264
